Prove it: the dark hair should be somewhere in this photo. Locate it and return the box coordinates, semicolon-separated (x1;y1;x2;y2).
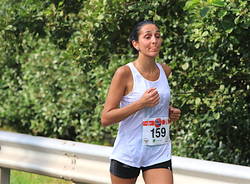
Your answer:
129;20;158;54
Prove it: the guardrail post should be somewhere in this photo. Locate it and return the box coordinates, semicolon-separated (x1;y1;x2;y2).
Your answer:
0;167;10;184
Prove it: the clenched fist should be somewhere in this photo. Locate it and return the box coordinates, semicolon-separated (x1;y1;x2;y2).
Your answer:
169;106;181;122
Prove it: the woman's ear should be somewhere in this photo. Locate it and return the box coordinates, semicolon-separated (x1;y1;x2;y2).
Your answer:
132;40;139;51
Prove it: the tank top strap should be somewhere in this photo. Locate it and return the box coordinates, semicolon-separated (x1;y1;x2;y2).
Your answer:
127;62;139;76
156;63;167;80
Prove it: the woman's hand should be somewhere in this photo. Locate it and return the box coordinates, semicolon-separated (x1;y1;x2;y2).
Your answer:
139;88;160;108
169;106;181;122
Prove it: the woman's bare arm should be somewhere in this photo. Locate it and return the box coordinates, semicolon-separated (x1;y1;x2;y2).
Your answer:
101;66;160;126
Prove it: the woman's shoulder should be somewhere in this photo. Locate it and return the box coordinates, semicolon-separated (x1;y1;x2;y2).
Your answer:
112;64;133;94
115;64;132;78
159;63;172;77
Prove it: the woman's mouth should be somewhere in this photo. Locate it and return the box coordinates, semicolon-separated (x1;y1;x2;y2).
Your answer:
150;49;159;52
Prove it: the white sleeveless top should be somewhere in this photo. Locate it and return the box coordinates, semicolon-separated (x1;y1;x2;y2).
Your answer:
110;62;171;168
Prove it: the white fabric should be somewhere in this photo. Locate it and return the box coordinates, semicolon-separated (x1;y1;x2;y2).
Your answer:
110;62;172;168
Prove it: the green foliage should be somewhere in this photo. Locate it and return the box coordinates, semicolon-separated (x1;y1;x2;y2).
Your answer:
0;0;249;165
172;0;250;166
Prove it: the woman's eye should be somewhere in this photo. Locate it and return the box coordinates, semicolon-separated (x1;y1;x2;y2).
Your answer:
155;34;161;38
144;33;161;39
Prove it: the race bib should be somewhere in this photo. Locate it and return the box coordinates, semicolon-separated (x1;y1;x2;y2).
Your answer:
142;117;171;146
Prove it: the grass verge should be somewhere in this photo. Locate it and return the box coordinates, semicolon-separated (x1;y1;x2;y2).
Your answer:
11;170;72;184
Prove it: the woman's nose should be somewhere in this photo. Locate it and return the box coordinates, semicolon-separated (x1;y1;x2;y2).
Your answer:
151;36;157;44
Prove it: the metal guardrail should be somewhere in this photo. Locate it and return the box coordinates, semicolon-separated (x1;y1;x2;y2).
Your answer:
0;130;111;184
0;130;250;184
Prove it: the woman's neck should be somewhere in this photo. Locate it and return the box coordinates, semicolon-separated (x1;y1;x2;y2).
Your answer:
133;55;157;73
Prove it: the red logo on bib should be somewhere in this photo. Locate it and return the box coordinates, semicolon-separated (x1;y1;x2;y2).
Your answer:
142;118;170;127
155;118;161;127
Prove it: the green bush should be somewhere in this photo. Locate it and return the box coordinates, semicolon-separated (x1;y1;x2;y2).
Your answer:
0;0;249;165
171;0;250;166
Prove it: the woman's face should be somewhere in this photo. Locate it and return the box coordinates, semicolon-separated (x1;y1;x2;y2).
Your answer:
133;24;162;58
